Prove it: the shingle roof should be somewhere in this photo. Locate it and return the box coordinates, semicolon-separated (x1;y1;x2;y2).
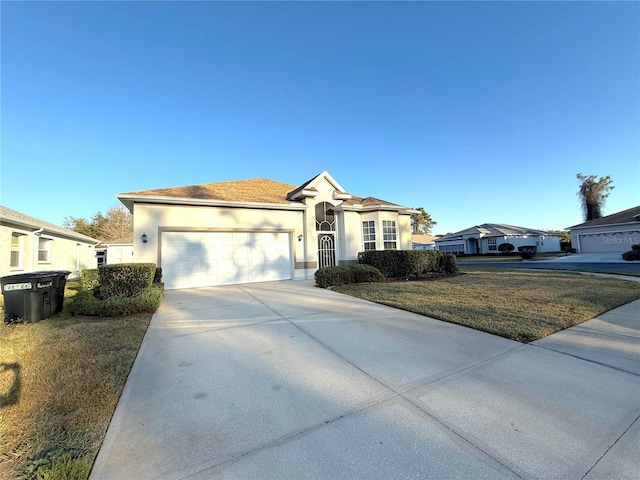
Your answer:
412;234;437;244
121;174;408;211
124;178;299;205
436;223;556;242
342;196;402;208
0;205;99;243
569;205;640;229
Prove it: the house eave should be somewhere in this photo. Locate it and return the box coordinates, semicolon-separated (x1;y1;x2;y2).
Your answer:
334;204;415;214
117;194;307;211
568;220;640;231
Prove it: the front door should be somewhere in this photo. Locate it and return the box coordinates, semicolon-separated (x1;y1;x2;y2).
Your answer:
318;233;336;268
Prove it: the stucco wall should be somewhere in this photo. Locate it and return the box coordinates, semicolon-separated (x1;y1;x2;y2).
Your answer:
1;225;96;279
132;203;305;265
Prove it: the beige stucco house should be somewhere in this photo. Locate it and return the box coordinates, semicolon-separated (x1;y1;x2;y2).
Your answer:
1;206;99;280
117;171;416;290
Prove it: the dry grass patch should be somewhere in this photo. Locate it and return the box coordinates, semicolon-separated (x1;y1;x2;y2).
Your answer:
0;287;150;479
334;270;640;343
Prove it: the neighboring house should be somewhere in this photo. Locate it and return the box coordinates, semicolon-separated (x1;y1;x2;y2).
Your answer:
434;224;561;255
95;237;134;266
117;171;416;290
412;234;436;250
569;206;640;253
1;205;99;279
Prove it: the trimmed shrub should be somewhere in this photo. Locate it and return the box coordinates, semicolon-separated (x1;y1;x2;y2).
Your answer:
498;243;515;254
97;263;156;299
437;253;459;274
80;269;99;291
315;264;385;288
518;245;537;259
357;250;441;278
622;249;640;261
632;244;640;251
70;283;164;316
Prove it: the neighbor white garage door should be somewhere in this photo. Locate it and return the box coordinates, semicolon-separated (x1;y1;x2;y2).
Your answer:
578;230;640;253
161;231;292;290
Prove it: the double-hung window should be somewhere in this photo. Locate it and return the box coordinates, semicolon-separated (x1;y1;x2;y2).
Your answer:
10;233;24;268
488;238;497;251
362;221;376;250
38;237;52;263
382;220;397;249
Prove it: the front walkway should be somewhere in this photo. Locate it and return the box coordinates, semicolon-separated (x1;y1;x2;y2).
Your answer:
90;280;640;479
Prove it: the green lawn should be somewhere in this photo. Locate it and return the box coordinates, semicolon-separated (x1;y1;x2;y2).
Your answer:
334;269;640;343
0;283;151;480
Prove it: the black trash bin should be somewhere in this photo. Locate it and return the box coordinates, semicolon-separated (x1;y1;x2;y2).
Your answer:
1;271;70;323
41;270;71;316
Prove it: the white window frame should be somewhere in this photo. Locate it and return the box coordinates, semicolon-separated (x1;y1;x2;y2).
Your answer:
38;236;53;263
488;237;497;251
10;232;25;269
382;220;397;250
438;244;465;255
362;221;376;251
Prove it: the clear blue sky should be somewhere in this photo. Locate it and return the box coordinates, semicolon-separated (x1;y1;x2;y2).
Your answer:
2;1;638;235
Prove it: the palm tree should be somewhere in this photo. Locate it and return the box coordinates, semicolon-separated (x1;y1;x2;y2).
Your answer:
576;173;614;221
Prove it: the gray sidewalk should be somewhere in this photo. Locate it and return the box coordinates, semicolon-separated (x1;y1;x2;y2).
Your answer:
90;280;640;479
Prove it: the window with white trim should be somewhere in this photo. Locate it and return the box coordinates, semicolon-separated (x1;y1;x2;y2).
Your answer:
10;233;24;268
438;244;465;255
382;220;397;249
38;237;52;262
362;221;376;250
488;238;497;251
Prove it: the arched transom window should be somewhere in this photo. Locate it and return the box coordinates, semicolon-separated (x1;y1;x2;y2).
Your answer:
315;202;335;231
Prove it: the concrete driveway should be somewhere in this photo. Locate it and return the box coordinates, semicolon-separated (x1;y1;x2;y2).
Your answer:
90;280;640;480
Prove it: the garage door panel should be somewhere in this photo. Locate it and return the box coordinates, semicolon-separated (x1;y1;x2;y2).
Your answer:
162;231;292;289
580;231;640;253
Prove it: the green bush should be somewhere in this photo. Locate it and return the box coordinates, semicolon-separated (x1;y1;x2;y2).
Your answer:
315;264;385;288
518;245;537;259
357;250;441;278
632;244;640;251
70;283;164;316
437;253;459;274
622;249;640;261
80;269;99;291
97;263;156;299
498;243;515;254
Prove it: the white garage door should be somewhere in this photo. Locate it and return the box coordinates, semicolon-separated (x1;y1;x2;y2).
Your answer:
579;230;640;253
161;231;292;290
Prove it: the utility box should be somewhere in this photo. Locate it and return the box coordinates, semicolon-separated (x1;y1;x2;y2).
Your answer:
1;271;70;323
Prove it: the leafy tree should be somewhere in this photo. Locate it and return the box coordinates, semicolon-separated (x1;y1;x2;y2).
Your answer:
411;207;437;234
100;206;134;242
576;173;614;221
62;216;101;239
63;205;132;242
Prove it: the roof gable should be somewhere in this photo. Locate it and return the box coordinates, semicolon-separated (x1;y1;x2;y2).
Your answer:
286;171;351;201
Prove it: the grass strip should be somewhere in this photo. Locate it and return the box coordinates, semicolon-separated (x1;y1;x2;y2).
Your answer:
334;269;640;343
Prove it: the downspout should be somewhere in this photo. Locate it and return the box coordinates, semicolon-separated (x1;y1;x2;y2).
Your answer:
32;228;44;271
